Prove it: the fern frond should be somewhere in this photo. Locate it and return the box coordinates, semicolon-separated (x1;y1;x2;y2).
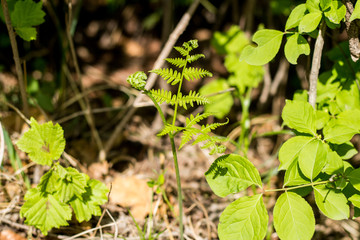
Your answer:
150;68;182;85
178;90;210;110
149;89;176;105
179;128;200;149
200;118;229;134
195;135;227;155
166;58;187;68
183;67;213;81
157;124;182;136
174;46;189;57
183;39;198;51
186;54;205;63
185;112;213;128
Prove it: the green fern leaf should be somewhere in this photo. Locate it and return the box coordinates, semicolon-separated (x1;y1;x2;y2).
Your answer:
201;119;229;133
150;68;182;85
183;39;199;51
166;58;187;68
192;133;211;145
185;112;213;128
178;90;210;109
174;46;189;56
186;54;205;63
149;89;176;105
158;124;182;136
183;67;212;81
179;128;200;149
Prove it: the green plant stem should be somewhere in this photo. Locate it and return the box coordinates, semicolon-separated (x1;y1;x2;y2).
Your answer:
264;180;329;193
169;134;184;240
172;63;187;127
145;91;167;125
238;88;252;156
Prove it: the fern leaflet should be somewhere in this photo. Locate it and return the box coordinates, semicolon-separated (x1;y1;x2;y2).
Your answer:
183;67;213;81
178;91;210;110
166;58;187;68
149;89;176;105
174;46;189;57
179;128;200;149
186;54;205;63
200;119;229;134
185;112;213;128
150;68;182;85
158;124;182;136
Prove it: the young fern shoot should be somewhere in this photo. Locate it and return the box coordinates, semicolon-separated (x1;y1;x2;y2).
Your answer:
127;39;228;239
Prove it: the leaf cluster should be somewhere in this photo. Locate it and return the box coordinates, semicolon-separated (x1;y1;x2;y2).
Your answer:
0;0;46;41
17;118;108;235
240;0;353;65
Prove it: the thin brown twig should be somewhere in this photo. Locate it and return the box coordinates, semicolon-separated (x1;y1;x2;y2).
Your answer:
65;1;105;162
0;0;29;116
308;21;326;108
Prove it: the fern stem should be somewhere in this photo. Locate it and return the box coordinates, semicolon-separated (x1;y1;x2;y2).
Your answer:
145;91;167;125
172;63;187;127
169;134;184;240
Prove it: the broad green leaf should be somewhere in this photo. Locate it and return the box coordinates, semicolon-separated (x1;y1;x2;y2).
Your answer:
284;33;310;64
218;194;268;240
38;169;60;194
211;25;249;54
273;192;315;240
285;4;307;30
323;124;358;144
20;189;72;235
347;168;360;192
324;1;346;24
336;81;360;111
240;29;284;66
282;100;316;135
284;159;311;187
205;154;262;197
330;141;358;160
16;118;66;166
199;79;233;119
15;27;37;41
315;110;330;130
337;110;360;131
54;166;87;203
306;0;321;12
313;185;349;220
350;1;360;21
349;194;360;208
70;179;108;222
322;150;344;175
299;12;322;33
279;136;314;170
298;139;327;180
320;0;331;10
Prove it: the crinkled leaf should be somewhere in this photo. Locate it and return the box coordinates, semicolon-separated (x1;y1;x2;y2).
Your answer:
273;192;315;240
240;29;284;66
284;159;311;187
350;1;360;21
279;136;314;170
16;118;65;166
218;194;268;240
298;139;327;180
15;27;37;41
299;12;322;33
313;185;349;220
38;169;60;194
285;33;310;64
285;4;307;30
205;154;262;197
282;100;317;135
324;1;346;24
54;166;87;203
20;189;72;235
70;179;108;222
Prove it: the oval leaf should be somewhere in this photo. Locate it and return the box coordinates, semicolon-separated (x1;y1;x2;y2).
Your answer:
285;4;307;30
350;1;360;21
273;192;315;240
284;159;311;187
205;154;262;197
298;139;327;180
313;185;349;220
218;194;268;240
299;12;322;33
240;29;284;66
279;136;314;170
323;124;358;144
282;100;316;135
347;168;360;192
285;33;310;64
